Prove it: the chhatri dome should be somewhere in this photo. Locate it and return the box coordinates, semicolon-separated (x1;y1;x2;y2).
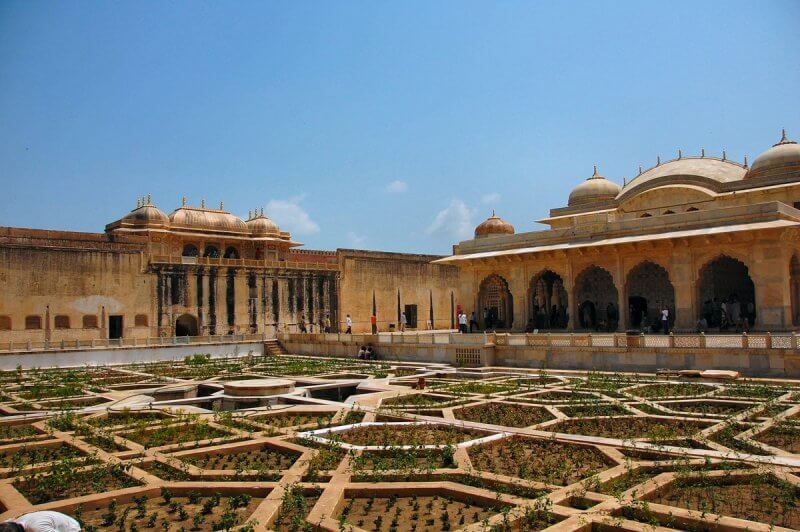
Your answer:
474;211;515;238
117;195;169;229
568;165;621;207
748;129;800;178
247;208;281;236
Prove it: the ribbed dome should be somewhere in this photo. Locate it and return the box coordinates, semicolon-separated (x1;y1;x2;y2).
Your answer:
169;202;248;234
119;199;169;229
475;211;515;238
247;209;281;236
748;129;800;178
568;166;621;207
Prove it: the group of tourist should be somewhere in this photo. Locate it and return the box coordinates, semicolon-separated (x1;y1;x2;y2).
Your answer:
698;296;754;332
296;313;333;333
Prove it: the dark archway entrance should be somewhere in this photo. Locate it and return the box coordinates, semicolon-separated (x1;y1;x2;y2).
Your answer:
478;274;514;330
529;270;568;329
175;314;199;336
697;255;756;330
626;261;675;332
574;266;619;331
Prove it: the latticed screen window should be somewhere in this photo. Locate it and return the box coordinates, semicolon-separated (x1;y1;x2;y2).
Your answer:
25;315;42;330
0;316;10;330
54;315;70;329
83;315;98;328
485;279;505;321
134;314;148;327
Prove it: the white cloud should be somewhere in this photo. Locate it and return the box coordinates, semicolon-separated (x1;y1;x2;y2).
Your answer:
346;231;366;247
425;199;473;240
481;192;501;204
386;180;408;194
265;195;320;235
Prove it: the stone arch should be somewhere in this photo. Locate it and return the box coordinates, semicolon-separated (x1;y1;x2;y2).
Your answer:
203;245;220;258
791;254;800;326
574;266;619;331
224;246;240;259
697;255;756;329
175;314;199;336
478;274;514;330
528;270;568;329
182;244;199;257
625;261;675;331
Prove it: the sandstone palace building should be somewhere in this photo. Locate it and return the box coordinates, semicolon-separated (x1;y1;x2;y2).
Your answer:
1;130;799;344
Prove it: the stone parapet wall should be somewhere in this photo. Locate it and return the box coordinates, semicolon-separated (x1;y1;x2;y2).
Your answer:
280;332;800;378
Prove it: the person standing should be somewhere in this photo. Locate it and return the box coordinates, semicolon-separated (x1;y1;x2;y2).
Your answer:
661;306;670;335
370;313;378;334
469;311;478;333
345;314;352;334
458;311;468;333
323;314;331;333
2;511;80;532
298;314;307;333
400;311;407;332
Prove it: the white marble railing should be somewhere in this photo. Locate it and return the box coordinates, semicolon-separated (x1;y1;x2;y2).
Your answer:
0;333;265;353
281;331;800;350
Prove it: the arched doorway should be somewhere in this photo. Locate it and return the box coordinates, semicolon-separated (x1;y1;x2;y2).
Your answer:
574;266;619;331
204;245;220;258
791;255;800;326
175;314;198;336
182;244;199;257
224;246;240;259
697;255;756;330
625;261;675;332
478;274;513;330
528;270;568;329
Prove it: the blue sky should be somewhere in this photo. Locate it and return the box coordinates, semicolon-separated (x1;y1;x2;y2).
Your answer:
1;1;798;254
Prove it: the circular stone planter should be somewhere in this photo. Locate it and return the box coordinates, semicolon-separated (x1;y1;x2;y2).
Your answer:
224;378;295;397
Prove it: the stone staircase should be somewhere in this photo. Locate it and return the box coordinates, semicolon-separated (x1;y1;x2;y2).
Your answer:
264;338;289;356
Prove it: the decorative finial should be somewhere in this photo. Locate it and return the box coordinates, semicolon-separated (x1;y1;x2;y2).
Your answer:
781;128;788;142
248;210;252;219
182;196;187;207
623;177;628;186
656;155;661;166
677;149;682;159
219;200;224;210
491;209;496;217
743;155;749;168
638;165;643;175
592;164;599;177
136;197;141;208
701;148;705;157
260;207;264;216
146;193;151;205
722;150;727;161
201;199;205;208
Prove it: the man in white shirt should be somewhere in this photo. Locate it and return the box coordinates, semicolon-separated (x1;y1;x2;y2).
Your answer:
345;314;352;334
458;311;468;333
661;307;670;335
2;511;81;532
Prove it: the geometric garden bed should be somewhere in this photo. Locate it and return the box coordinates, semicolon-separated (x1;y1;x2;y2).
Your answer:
1;354;800;532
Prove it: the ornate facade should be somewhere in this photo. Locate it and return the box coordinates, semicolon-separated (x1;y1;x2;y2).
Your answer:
438;131;800;332
0;199;458;342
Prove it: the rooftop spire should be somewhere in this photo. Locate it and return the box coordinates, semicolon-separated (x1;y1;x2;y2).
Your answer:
638;165;643;175
743;154;749;168
201;198;205;208
722;149;727;161
260;207;264;216
781;128;787;142
136;197;141;208
701;148;705;157
677;149;682;159
219;200;224;210
182;196;187;207
248;210;252;219
491;209;496;217
146;193;151;205
656;155;661;166
591;164;599;178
